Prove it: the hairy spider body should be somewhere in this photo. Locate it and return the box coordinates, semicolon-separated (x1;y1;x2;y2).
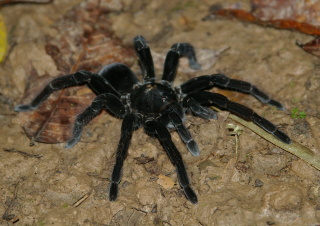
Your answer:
15;36;291;204
130;83;177;114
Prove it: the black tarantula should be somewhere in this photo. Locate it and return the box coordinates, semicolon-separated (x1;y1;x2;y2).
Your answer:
15;36;291;204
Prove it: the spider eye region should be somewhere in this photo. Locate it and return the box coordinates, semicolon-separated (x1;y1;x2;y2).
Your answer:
130;83;177;114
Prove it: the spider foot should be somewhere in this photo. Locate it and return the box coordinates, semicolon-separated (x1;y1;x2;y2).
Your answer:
109;183;118;201
268;99;285;111
65;122;83;148
65;137;80;149
14;104;35;112
183;186;198;204
251;86;286;110
167;110;200;156
187;140;200;156
189;59;201;70
171;43;201;70
273;130;291;144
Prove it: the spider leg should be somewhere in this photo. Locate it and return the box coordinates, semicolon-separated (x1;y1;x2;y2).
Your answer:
159;102;200;156
66;93;126;148
162;42;201;83
134;36;155;82
186;97;218;120
184;91;291;144
179;74;285;110
144;120;198;204
14;70;120;112
167;111;200;156
110;113;140;201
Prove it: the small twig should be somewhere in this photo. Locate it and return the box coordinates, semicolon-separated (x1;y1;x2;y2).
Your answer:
73;192;91;207
86;172;110;181
212;107;320;170
130;207;147;214
3;148;43;158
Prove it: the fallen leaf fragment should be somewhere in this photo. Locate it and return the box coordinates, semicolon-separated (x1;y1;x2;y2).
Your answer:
297;37;320;57
203;1;320;57
203;0;320;36
203;5;320;36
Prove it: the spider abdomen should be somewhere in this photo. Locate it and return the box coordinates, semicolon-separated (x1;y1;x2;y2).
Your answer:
130;83;177;114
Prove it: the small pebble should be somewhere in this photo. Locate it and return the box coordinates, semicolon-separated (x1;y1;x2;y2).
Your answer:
254;179;264;187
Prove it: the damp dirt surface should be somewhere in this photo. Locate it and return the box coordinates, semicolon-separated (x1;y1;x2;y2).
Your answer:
1;0;320;225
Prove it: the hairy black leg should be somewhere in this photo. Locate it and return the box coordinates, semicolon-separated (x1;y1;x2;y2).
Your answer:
134;36;155;82
185;91;291;144
145;120;198;204
168;111;200;156
186;97;217;120
158;102;200;156
98;63;139;94
179;74;285;110
66;93;126;148
162;43;201;83
15;70;120;112
110;113;139;201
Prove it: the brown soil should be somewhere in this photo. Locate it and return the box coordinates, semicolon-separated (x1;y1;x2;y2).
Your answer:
1;0;320;225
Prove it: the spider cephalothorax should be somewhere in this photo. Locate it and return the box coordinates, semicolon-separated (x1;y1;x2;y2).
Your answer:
15;36;291;204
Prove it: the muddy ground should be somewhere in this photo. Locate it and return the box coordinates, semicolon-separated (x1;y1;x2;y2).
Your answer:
1;0;320;225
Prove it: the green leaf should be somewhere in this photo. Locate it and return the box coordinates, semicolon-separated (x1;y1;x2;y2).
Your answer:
291;107;307;118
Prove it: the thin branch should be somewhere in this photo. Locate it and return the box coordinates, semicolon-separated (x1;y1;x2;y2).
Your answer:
73;192;91;207
3;148;42;158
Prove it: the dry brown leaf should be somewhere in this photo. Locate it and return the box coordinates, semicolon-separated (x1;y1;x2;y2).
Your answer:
297;37;320;57
18;1;135;144
204;1;320;35
203;0;320;57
